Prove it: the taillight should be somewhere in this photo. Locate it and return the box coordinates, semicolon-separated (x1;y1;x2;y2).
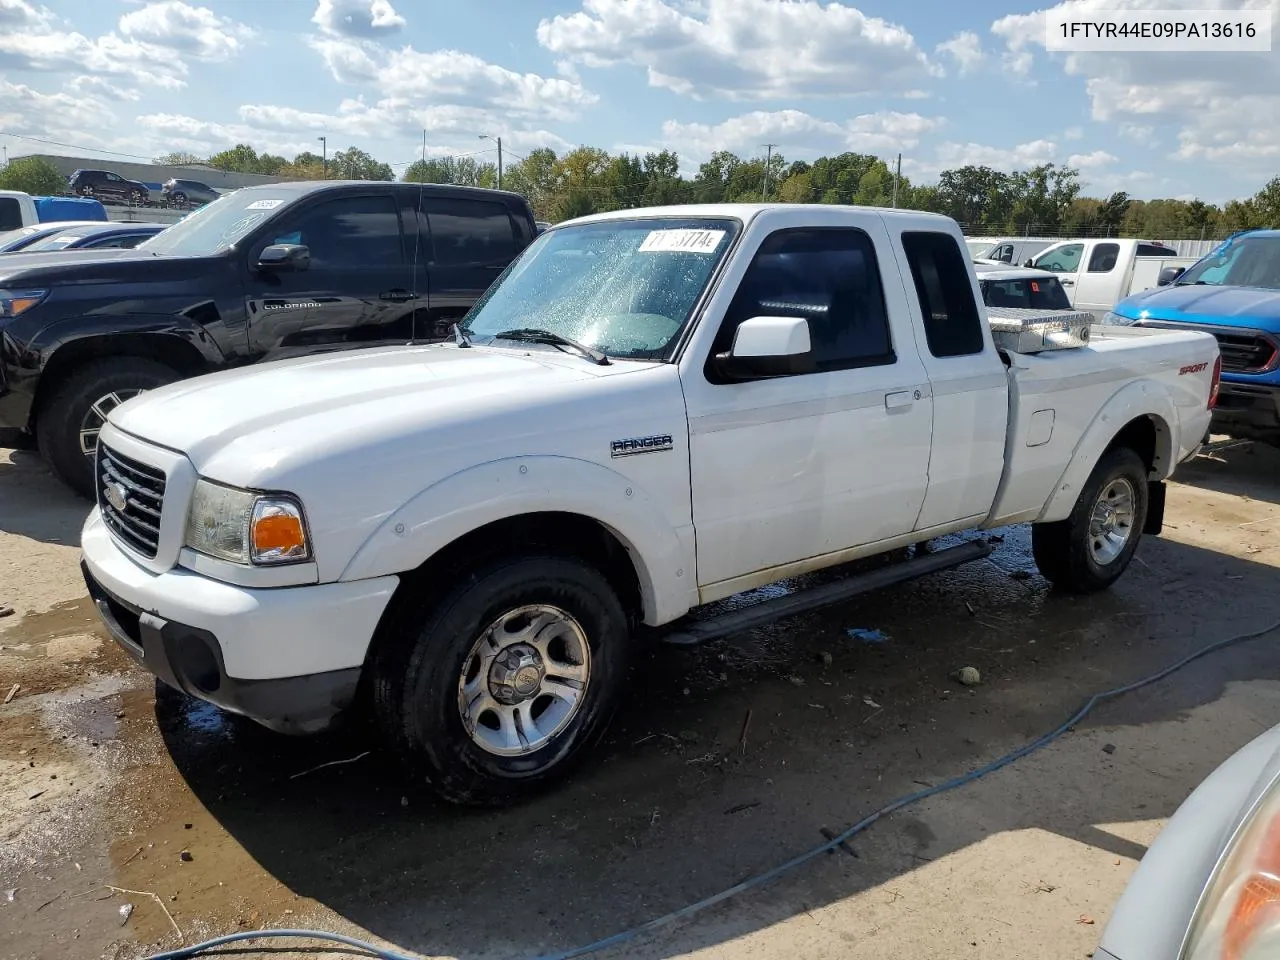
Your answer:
1209;354;1223;409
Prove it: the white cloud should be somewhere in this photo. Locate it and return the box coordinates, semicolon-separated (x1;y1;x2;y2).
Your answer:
537;0;941;100
0;77;118;143
657;109;943;164
65;75;141;102
118;1;253;61
308;36;380;83
1063;126;1083;141
990;0;1280;177
312;0;405;38
0;28;189;89
0;0;52;28
936;30;984;75
1067;149;1117;169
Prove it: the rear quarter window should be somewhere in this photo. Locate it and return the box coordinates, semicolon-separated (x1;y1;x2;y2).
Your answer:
0;197;22;232
901;231;986;358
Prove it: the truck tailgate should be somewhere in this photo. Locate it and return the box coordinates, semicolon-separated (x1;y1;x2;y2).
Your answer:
986;325;1219;527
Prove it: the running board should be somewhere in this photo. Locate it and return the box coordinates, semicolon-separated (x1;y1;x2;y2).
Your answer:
660;539;994;647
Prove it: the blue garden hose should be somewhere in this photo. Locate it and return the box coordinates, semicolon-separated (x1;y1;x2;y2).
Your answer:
146;614;1280;960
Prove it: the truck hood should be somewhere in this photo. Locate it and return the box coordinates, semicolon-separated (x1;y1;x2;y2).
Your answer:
0;248;176;285
1116;284;1280;332
109;343;647;482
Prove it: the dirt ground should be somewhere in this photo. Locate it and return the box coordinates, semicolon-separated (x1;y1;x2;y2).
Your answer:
2;434;1279;960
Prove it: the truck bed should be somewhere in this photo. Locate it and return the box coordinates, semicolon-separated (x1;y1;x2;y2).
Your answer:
987;324;1218;527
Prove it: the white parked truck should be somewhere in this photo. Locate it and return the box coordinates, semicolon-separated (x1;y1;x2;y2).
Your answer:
1029;238;1197;318
81;204;1221;805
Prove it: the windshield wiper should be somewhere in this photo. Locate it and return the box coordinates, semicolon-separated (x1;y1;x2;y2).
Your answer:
452;323;472;348
490;328;610;366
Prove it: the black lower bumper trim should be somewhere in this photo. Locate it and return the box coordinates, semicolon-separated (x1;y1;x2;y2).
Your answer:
82;560;359;734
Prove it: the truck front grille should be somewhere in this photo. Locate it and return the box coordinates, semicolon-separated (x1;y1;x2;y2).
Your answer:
1213;331;1278;374
97;443;166;559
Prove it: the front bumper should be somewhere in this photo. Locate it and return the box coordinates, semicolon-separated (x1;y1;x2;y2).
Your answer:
1212;379;1280;442
0;334;34;431
82;508;399;733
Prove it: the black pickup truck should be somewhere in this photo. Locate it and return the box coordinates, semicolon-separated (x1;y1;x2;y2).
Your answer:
0;181;537;496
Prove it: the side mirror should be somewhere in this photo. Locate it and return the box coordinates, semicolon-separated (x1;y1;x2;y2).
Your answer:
1023;258;1035;267
256;243;310;273
714;316;814;380
1157;265;1186;286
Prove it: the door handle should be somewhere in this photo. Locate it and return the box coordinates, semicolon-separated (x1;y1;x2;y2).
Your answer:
1060;278;1075;286
885;391;913;410
380;289;415;302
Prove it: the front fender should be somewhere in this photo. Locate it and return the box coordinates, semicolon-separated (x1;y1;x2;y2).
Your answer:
1037;379;1178;524
339;456;697;626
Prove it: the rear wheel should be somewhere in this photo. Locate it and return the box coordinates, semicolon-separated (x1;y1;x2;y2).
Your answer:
78;185;95;198
36;357;179;498
372;554;630;806
130;189;146;206
170;191;188;209
1032;447;1149;593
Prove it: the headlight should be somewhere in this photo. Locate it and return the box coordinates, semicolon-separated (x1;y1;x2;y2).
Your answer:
1102;311;1138;326
183;479;311;565
0;288;49;318
1183;775;1280;959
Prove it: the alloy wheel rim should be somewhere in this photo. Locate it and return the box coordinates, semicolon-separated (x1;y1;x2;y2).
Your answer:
80;390;145;457
1088;477;1136;565
457;604;592;757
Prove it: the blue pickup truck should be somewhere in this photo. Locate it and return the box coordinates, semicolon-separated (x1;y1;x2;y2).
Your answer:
1104;230;1280;446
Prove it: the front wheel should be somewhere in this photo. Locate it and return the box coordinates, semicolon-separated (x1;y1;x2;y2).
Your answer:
372;554;630;806
1032;447;1149;593
36;357;179;498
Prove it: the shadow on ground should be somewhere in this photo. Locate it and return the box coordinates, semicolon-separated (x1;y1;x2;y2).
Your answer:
147;518;1280;960
0;437;91;545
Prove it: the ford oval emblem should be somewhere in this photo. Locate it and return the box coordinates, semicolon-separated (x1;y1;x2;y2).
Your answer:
104;481;128;513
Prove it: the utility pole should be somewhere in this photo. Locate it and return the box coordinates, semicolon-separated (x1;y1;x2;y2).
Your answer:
318;136;327;179
479;134;503;189
892;153;901;208
761;143;777;201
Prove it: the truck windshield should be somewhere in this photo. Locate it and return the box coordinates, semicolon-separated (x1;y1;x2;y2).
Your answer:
460;217;740;361
1177;236;1280;290
137;192;297;257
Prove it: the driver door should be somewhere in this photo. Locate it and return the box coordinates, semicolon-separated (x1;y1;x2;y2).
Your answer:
1032;242;1085;305
682;220;933;596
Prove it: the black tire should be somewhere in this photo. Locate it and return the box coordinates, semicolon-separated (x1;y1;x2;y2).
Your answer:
1032;447;1149;593
36;357;179;498
372;554;630;806
130;189;146;206
78;185;94;198
171;192;188;209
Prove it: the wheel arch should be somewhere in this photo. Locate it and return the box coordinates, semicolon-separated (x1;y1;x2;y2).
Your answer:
1037;379;1178;524
340;456;697;628
32;332;209;430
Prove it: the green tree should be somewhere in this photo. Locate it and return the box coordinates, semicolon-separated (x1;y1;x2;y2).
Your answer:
207;143;264;174
934;165;1012;229
1095;191;1131;233
330;146;393;181
154;151;203;166
503;148;560;220
0;157;67;195
642;150;684;205
691;151;741;203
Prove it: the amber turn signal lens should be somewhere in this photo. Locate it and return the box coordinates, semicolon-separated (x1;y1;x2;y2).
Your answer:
249;500;309;564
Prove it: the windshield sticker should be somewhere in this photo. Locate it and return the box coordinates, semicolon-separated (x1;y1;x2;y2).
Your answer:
638;229;726;254
246;199;285;210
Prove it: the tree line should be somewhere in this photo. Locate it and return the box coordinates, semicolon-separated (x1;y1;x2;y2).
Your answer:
3;140;1277;240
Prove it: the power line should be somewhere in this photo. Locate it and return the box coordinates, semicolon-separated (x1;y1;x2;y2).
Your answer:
0;131;163;163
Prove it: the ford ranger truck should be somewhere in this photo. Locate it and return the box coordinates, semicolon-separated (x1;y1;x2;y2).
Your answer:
79;204;1220;805
1104;229;1280;447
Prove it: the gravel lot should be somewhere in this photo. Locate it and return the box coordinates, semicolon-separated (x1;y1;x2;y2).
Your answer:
2;435;1279;960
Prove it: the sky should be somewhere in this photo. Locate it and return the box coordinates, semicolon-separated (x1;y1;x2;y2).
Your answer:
0;0;1278;202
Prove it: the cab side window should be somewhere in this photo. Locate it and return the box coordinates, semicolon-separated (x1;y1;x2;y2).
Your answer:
267;195;404;268
711;227;895;376
902;231;985;358
1035;243;1084;273
426;198;519;267
1088;242;1120;272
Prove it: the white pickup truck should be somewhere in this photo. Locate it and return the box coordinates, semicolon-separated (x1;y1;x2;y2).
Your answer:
80;204;1220;805
1029;238;1197;318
